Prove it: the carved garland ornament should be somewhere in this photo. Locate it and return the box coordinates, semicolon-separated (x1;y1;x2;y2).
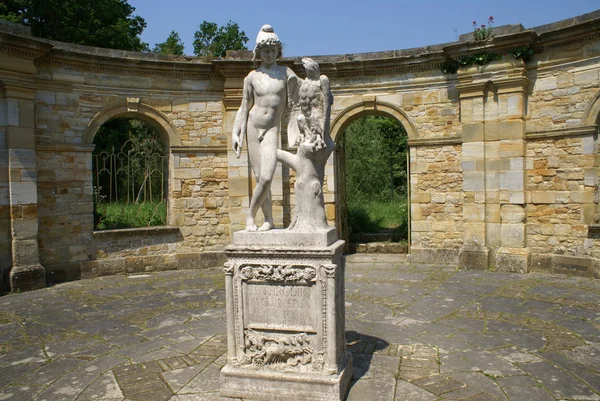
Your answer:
239;264;316;282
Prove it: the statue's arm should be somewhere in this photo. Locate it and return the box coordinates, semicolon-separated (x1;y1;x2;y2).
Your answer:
232;74;254;158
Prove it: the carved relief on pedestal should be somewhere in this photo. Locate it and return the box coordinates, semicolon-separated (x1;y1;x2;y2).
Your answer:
240;330;318;371
227;261;329;372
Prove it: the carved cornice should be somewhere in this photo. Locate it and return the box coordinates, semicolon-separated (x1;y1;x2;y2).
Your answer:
535;18;600;53
170;146;227;154
444;31;537;59
0;31;53;60
37;48;220;79
213;60;255;79
526;125;598;140
408;136;463;147
225;240;345;259
319;54;447;79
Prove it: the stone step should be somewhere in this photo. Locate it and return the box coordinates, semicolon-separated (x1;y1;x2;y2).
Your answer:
350;233;404;243
349;242;408;254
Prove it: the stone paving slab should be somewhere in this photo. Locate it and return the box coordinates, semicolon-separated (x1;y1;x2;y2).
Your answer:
0;255;599;400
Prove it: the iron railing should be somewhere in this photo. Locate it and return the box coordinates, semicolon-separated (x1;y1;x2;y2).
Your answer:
93;140;167;229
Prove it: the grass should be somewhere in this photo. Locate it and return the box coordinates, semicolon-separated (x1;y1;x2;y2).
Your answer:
95;201;167;230
347;198;408;239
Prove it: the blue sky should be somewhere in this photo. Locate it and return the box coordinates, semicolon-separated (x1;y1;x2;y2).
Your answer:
128;0;599;57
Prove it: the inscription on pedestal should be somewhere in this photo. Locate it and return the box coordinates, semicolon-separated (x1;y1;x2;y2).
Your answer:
244;283;317;331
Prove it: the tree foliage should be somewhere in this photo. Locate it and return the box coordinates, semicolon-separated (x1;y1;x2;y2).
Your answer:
343;116;408;202
0;0;148;51
153;30;184;55
193;20;248;57
343;116;408;237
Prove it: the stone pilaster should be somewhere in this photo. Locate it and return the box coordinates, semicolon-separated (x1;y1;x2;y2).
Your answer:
5;84;45;291
457;79;489;270
493;75;530;273
457;68;530;273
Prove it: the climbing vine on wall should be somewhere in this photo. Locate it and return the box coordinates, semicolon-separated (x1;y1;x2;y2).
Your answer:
441;48;535;75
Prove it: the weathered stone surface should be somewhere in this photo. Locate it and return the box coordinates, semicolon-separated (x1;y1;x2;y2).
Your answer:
222;237;350;400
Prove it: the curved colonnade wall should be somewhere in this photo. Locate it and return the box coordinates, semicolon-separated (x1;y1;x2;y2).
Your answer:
0;11;599;290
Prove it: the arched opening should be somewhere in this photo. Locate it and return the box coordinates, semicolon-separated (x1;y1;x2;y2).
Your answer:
336;113;410;250
92;117;168;229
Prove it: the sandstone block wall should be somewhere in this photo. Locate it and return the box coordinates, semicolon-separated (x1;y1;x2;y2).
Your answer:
2;13;600;290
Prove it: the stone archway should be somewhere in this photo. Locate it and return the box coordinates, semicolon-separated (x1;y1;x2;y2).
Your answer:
84;101;181;147
84;101;182;229
583;89;600;127
330;101;416;248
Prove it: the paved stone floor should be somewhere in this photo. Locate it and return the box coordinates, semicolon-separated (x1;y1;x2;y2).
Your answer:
0;254;599;401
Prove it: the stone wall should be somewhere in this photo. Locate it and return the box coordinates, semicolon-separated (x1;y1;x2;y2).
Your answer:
526;136;596;255
171;151;230;253
37;146;94;267
1;12;600;291
410;144;463;261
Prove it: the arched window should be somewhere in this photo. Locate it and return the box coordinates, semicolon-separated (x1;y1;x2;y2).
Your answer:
92;117;167;229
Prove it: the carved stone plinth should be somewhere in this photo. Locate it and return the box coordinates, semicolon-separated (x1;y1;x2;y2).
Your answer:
220;230;352;401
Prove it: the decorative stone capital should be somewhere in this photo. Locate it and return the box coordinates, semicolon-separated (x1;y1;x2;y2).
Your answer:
322;264;337;278
223;262;235;276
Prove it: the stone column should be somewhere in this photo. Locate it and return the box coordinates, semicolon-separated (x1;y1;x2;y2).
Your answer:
5;84;45;291
457;79;489;269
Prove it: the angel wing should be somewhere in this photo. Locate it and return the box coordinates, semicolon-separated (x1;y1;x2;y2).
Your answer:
320;74;333;143
286;75;303;148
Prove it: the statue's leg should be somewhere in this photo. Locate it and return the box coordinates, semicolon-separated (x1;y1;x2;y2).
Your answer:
245;124;261;231
259;189;274;231
247;128;278;231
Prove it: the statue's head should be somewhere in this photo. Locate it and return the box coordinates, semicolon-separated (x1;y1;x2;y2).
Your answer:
254;24;282;61
302;58;320;79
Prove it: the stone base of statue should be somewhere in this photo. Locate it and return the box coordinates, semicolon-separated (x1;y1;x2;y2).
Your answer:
220;228;352;401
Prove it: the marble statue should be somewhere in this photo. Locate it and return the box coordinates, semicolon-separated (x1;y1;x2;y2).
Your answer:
231;24;299;232
223;26;351;400
232;26;334;233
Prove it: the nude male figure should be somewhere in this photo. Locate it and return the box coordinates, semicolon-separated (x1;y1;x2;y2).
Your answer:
232;25;298;231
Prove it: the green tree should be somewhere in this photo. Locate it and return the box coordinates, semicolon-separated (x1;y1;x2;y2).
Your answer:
193;20;248;57
343;116;407;202
0;0;148;51
0;0;26;24
153;30;184;55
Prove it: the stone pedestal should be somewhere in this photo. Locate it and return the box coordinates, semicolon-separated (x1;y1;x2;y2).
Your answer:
220;228;352;401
